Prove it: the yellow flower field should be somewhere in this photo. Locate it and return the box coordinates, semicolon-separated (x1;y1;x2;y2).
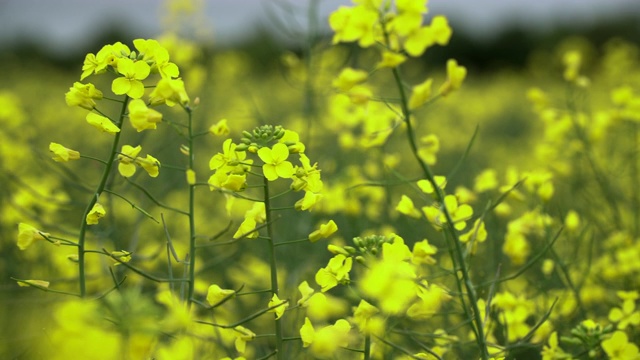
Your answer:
1;0;639;359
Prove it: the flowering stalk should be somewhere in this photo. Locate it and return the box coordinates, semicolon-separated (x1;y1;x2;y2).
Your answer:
186;107;197;306
379;24;490;360
263;175;284;357
77;96;130;297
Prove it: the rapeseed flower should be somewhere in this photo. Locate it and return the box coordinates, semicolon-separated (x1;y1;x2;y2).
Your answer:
601;331;639;360
206;284;235;306
439;59;467;96
118;145;142;177
422;195;473;231
17;279;50;288
128;99;162;132
17;223;49;250
232;326;255;353
268;293;288;320
315;254;352;292
308;220;338;242
112;58;151;99
149;78;190;107
209;119;230;136
86;203;106;225
86;112;120;134
136;154;160;177
295;190;323;211
408;78;433;110
332;68;368;92
81;44;117;80
65;82;103;110
377;51;407;68
49;142;80;162
258;143;294;181
329;5;378;47
609;291;640;330
300;317;351;357
396;195;422;219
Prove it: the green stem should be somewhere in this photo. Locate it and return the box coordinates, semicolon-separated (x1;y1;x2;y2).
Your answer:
186;108;197;308
263;176;283;358
632;122;639;237
386;48;489;358
77;97;130;297
364;333;371;360
566;87;622;229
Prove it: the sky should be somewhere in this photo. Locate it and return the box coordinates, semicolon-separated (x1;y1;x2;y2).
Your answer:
0;0;638;56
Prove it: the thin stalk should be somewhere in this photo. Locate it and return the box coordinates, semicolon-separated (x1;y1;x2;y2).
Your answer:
385;41;489;358
186;108;197;308
263;176;283;358
566;88;622;229
364;333;371;360
632;122;639;237
77;96;129;297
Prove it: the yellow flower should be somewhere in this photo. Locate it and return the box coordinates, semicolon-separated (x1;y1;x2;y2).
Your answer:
408;78;433;110
300;317;351;357
439;59;467;96
601;331;639;360
295;190;322;211
609;291;640;330
416;176;447;194
110;250;132;266
233;218;258;239
429;16;453;46
136;154;161;178
149;78;190;107
308;220;338;242
268;293;288;320
422;195;473;231
258;143;295;181
86;203;106;225
17;223;49;250
17;279;50;289
65;82;103;110
329;5;378;47
80;45;113;80
418;134;440;165
564;210;581;233
112;58;150;99
411;239;438;265
128;99;162;132
352;300;384;335
377;51;407;68
186;169;196;185
396;195;422;219
49;142;80;162
209;118;230;136
86;112;120;134
332;68;368;92
206;284;235;306
118;145;142;177
297;281;315;307
474;169;499;193
233;326;256;354
315;254;352;292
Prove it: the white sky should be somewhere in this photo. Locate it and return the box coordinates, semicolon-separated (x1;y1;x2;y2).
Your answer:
0;0;638;55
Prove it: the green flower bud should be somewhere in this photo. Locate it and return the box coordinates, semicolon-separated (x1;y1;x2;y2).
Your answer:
235;144;249;151
343;246;357;255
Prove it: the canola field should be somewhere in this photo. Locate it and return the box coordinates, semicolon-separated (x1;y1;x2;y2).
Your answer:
1;0;639;359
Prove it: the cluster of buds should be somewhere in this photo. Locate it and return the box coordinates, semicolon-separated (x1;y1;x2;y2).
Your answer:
562;320;613;357
237;125;286;152
329;234;394;263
